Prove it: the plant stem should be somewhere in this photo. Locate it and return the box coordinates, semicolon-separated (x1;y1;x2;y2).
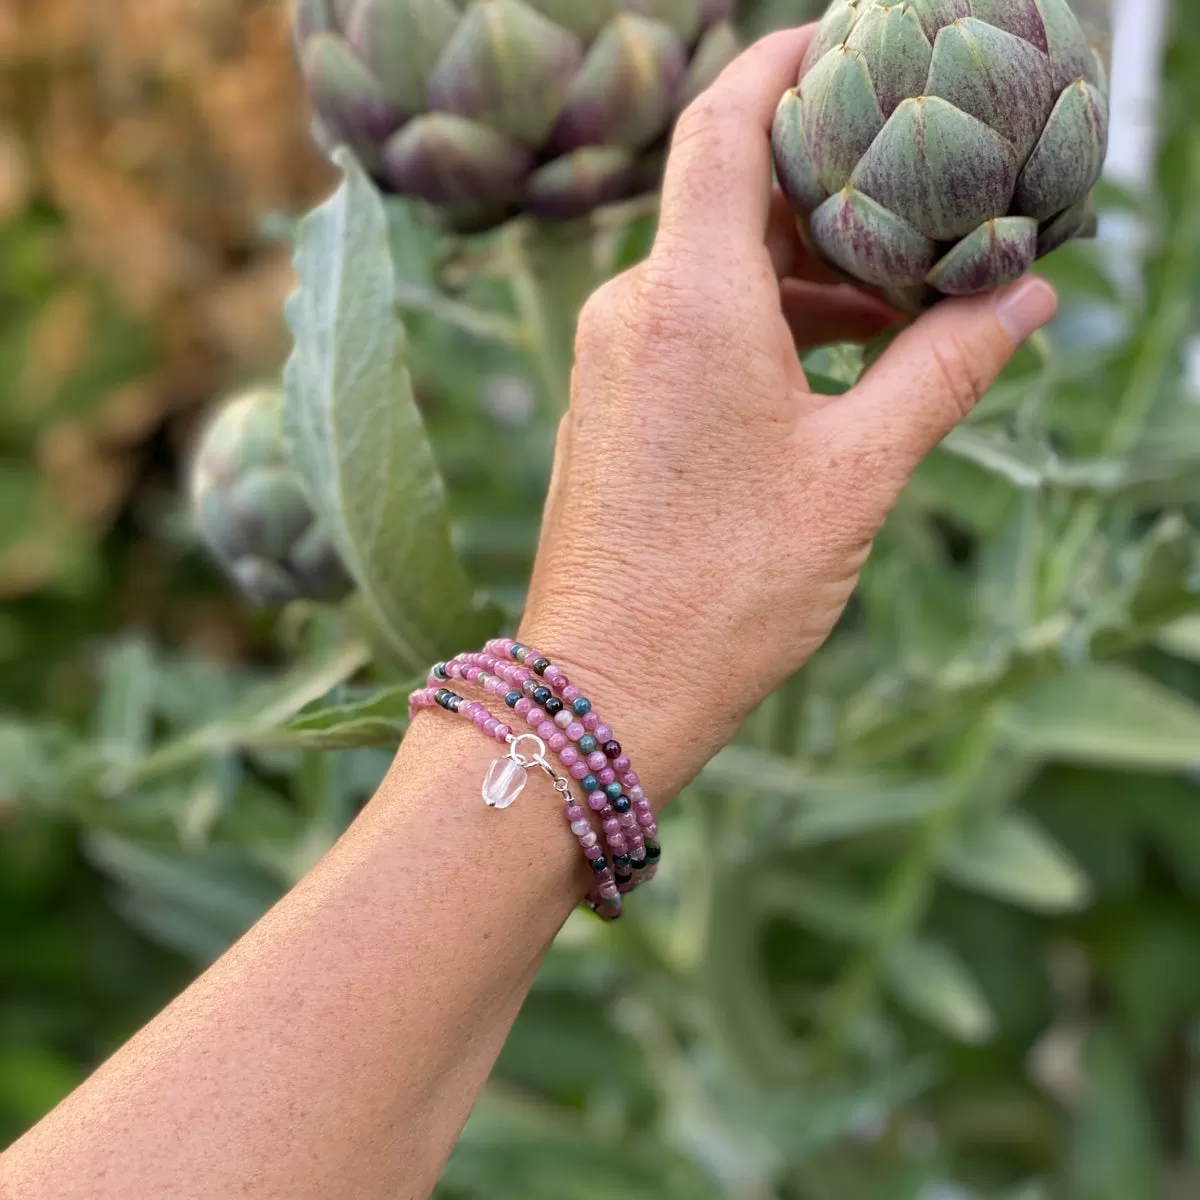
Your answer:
393;282;526;348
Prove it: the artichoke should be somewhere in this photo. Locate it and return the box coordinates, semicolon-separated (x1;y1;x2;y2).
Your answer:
190;387;353;607
291;0;740;230
772;0;1109;309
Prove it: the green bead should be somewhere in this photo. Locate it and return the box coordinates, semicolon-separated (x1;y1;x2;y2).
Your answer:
578;734;598;755
572;697;592;715
604;782;623;801
582;774;599;793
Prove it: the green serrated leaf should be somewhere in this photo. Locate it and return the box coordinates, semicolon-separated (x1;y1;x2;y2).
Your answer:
998;663;1200;771
283;150;494;672
883;935;996;1044
939;810;1090;913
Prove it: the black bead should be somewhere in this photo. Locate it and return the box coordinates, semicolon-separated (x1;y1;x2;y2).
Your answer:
613;795;632;813
614;871;633;884
510;643;525;660
434;688;448;708
532;686;552;706
532;657;551;675
433;662;449;680
544;696;564;716
504;690;522;708
631;853;647;868
588;855;609;873
612;854;632;869
645;840;662;862
603;740;622;759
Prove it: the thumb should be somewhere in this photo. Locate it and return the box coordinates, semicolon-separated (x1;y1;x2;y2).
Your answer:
844;276;1058;470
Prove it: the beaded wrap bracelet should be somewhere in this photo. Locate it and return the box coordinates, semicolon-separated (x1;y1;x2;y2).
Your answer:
408;638;660;920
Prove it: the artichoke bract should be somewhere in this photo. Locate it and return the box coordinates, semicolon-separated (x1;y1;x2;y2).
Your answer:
772;0;1109;310
190;387;353;608
292;0;740;231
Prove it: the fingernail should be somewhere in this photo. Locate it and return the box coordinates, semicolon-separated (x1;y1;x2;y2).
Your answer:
995;276;1058;344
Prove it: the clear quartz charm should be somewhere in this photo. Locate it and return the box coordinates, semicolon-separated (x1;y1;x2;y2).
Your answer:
483;756;527;809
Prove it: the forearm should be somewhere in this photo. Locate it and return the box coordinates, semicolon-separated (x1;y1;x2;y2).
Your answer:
1;699;605;1200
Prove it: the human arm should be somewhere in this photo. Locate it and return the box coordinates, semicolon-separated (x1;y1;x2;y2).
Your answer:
0;26;1057;1200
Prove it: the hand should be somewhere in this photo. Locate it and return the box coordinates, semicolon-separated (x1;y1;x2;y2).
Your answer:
520;26;1057;804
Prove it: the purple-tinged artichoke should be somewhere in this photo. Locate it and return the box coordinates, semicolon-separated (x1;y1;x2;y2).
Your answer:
292;0;740;231
772;0;1109;311
190;387;353;607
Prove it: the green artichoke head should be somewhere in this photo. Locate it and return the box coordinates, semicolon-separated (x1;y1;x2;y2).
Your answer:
291;0;742;230
772;0;1110;309
190;387;353;608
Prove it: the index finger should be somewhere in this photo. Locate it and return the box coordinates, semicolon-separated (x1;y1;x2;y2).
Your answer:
657;27;814;263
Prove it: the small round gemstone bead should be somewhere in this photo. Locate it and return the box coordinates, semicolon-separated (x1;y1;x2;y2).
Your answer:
562;685;581;703
544;697;564;716
582;712;600;732
637;811;655;827
613;755;631;774
585;751;606;773
548;732;568;752
598;882;619;900
559;746;580;767
588;856;608;873
622;772;639;788
525;708;547;727
532;657;551;675
629;785;646;802
619;812;637;828
504;690;522;708
603;740;622;759
509;643;525;660
532;686;552;706
565;804;586;822
580;831;599;850
570;761;590;780
609;836;628;855
570;819;591;837
645;840;661;862
588;792;608;812
572;697;592;715
603;818;622;836
578;734;598;755
515;698;533;715
613;795;632;813
595;725;613;744
433;662;448;680
604;782;623;801
582;774;599;793
566;721;586;741
555;710;574;729
522;679;539;698
597;768;616;787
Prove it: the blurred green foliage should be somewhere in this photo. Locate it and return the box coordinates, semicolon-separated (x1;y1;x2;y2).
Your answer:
4;2;1200;1198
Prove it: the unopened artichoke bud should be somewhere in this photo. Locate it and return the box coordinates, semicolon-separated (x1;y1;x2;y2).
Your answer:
772;0;1110;311
190;387;353;608
291;0;741;231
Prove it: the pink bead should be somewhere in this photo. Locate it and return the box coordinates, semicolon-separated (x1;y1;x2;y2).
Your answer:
570;819;591;837
645;822;658;837
629;785;646;802
447;663;462;678
537;721;557;740
515;698;532;715
554;710;574;729
548;732;568;752
484;718;499;734
494;723;512;742
496;638;515;653
613;755;631;774
559;746;580;766
565;804;586;822
609;836;628;854
637;811;655;827
566;721;586;741
570;761;590;780
587;750;608;772
485;677;503;693
597;767;616;787
526;708;546;727
602;817;621;835
619;812;637;828
583;712;600;731
545;669;565;686
562;685;581;703
598;882;618;900
595;724;612;743
588;791;608;812
580;831;599;850
473;712;489;728
466;667;480;682
622;772;639;788
633;797;652;812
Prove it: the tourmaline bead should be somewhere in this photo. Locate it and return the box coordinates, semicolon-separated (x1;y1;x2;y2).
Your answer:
613;755;631;774
598;768;616;787
504;690;522;708
566;721;586;741
544;697;564;716
589;856;608;873
603;740;622;759
515;698;533;715
583;712;600;732
565;804;586;822
629;785;646;802
609;836;628;855
570;819;591;837
580;831;599;850
572;697;592;715
560;746;580;767
570;761;590;780
495;723;512;742
578;734;598;755
536;721;556;741
637;811;655;827
613;795;632;813
562;685;581;703
598;882;619;900
522;680;539;698
582;774;599;793
484;718;500;735
595;725;613;743
532;657;551;675
604;782;623;801
532;686;552;706
645;840;661;861
612;854;632;869
548;732;568;752
603;818;622;836
433;662;448;679
586;751;608;772
509;643;525;660
555;710;574;729
588;792;608;812
619;812;636;828
622;772;639;788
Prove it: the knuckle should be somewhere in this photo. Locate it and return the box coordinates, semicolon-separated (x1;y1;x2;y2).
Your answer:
928;333;991;422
